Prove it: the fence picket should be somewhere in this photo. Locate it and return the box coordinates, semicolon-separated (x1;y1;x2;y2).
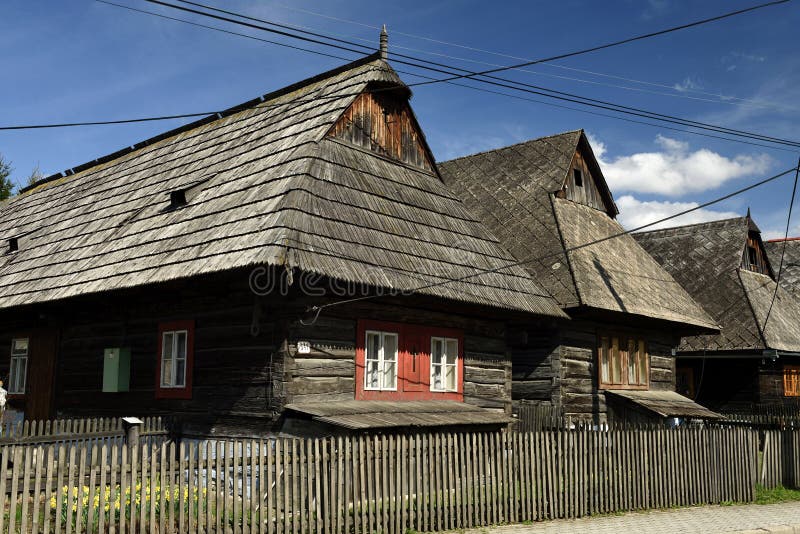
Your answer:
0;426;794;534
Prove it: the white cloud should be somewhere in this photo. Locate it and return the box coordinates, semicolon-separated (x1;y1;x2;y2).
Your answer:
590;134;772;196
673;77;702;93
616;195;740;231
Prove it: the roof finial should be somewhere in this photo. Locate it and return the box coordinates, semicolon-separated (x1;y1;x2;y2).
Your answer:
746;206;751;219
379;24;388;60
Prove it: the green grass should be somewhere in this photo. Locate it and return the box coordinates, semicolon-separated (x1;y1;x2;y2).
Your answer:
755;485;800;504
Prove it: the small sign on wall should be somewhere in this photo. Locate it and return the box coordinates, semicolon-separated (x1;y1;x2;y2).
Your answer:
297;341;311;354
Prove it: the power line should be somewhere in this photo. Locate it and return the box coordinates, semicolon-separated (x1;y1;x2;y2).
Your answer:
7;0;796;152
95;0;357;62
300;165;800;323
762;158;800;332
275;2;795;112
4;56;795;155
0;111;221;131
407;0;791;85
145;0;800;149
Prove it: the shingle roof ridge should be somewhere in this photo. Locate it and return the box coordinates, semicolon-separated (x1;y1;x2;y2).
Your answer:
19;53;389;196
634;216;748;238
440;129;583;165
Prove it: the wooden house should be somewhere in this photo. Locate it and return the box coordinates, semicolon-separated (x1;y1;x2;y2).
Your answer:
439;131;720;425
635;216;800;409
0;52;568;437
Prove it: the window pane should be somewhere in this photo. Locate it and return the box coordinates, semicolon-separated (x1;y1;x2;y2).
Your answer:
431;339;443;364
12;339;28;355
627;339;637;385
611;338;622;384
176;332;187;359
366;333;380;362
162;357;173;387
445;339;458;365
162;333;174;362
383;334;398;363
383;360;397;389
600;337;610;384
366;360;379;389
638;340;648;385
175;359;186;387
431;365;442;391
445;364;456;391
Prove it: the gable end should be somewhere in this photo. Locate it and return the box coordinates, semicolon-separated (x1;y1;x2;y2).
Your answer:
327;86;435;172
556;147;615;216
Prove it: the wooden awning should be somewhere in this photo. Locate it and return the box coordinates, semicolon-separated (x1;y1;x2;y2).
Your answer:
605;390;722;420
285;401;513;430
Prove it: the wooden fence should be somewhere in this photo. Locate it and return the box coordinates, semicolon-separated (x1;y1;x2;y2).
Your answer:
0;426;759;534
761;429;800;489
0;417;170;446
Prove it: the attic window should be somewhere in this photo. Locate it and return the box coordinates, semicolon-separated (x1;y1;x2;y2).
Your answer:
169;189;187;209
573;168;584;187
8;238;18;253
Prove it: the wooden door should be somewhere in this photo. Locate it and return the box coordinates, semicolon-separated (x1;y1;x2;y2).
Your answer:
402;330;427;392
25;329;59;421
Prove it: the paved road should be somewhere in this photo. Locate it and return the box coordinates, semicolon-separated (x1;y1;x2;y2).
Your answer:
465;502;800;533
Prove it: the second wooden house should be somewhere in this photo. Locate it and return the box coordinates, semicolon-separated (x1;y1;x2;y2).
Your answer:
439;130;720;425
635;216;800;409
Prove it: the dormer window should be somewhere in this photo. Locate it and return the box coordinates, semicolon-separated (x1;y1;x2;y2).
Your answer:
742;232;771;276
573;168;584;187
169;189;187;209
8;237;18;253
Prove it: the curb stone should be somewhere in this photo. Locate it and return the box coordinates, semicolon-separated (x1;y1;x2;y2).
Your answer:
735;526;800;534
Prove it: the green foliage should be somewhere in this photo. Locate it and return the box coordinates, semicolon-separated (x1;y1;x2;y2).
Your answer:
755;485;800;504
0;155;12;200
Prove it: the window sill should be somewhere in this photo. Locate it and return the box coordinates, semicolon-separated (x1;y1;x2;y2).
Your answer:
599;384;650;391
155;388;192;400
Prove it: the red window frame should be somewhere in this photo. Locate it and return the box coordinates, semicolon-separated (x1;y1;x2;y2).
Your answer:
155;320;195;400
355;319;464;401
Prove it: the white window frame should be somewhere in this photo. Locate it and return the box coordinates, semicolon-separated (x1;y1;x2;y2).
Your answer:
9;338;29;395
364;330;398;391
430;337;459;393
160;330;188;389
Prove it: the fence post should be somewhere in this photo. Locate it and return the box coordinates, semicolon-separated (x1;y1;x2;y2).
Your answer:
122;417;144;450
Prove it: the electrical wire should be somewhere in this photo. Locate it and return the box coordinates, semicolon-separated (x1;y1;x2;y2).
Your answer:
6;0;795;152
142;0;800;149
0;111;221;131
95;0;357;62
405;0;791;85
762;157;800;332
275;1;794;111
298;165;799;323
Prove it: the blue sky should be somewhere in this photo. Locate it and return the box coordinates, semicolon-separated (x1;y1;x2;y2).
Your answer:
2;0;798;237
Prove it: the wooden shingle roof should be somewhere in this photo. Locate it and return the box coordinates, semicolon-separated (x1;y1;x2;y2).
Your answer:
765;238;800;298
635;218;800;353
439;131;717;331
0;54;565;318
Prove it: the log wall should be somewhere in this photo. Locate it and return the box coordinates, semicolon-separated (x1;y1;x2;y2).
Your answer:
512;317;680;423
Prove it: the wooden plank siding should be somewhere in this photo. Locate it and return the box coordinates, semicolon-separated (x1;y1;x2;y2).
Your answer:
0;269;529;437
327;90;434;172
556;149;612;214
511;318;680;423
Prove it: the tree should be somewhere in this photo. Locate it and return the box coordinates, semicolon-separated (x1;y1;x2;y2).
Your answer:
24;163;45;188
0;155;13;201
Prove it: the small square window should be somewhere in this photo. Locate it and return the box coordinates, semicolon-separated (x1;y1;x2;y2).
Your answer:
9;338;29;395
431;337;458;392
573;168;584;187
156;321;194;399
364;331;398;391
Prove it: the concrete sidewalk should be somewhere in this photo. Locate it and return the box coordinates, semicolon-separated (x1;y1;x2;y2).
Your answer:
465;502;800;533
